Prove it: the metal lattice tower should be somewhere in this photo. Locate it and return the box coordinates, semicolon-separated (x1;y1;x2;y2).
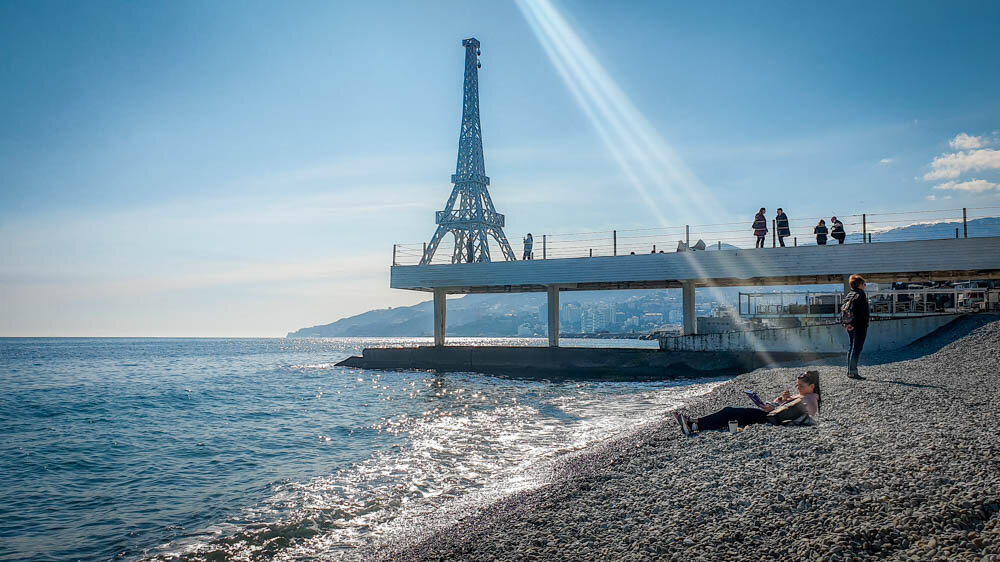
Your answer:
420;38;516;265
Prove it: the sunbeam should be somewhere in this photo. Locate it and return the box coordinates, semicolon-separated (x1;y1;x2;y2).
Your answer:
516;0;724;226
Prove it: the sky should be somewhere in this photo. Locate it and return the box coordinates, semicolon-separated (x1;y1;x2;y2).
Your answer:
2;0;999;336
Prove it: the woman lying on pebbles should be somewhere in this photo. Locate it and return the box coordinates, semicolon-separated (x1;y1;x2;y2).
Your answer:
674;370;821;435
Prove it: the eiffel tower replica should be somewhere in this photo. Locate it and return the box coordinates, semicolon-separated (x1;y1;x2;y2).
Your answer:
420;38;516;265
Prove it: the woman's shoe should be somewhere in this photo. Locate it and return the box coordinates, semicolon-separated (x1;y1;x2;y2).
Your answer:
673;411;691;436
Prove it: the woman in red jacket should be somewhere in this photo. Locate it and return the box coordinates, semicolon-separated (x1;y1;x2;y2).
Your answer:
752;208;768;248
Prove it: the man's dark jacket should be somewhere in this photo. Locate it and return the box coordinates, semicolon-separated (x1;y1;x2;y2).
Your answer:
849;289;870;329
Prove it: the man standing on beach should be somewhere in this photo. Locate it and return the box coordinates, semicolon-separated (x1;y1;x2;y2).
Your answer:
842;274;870;380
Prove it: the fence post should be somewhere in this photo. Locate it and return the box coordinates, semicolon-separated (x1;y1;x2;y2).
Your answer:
422;242;427;262
589;248;593;257
955;228;959;239
868;233;872;244
794;237;797;247
543;235;547;259
963;208;967;238
718;241;721;250
613;230;617;256
393;244;397;266
772;220;776;248
862;214;866;243
685;225;690;248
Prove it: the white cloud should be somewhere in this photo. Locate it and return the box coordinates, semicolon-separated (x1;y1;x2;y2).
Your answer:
879;158;894;166
949;133;985;150
933;179;1000;193
925;195;936;201
923;148;1000;180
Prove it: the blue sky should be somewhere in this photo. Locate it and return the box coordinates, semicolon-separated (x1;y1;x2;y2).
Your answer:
2;0;999;336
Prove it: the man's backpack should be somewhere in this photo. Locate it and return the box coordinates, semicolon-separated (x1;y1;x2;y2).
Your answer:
840;292;857;325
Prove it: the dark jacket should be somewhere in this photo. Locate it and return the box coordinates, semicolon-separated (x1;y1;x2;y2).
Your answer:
848;288;870;328
752;213;768;237
775;212;790;237
831;220;846;241
814;225;828;244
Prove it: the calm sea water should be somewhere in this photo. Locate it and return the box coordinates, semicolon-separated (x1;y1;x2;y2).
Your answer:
0;338;719;561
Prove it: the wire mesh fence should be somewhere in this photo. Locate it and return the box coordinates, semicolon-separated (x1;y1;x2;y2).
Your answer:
392;206;1000;266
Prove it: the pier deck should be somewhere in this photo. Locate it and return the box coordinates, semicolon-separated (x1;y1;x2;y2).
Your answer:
390;237;1000;345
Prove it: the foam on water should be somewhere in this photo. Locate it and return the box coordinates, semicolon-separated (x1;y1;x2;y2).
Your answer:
0;338;715;561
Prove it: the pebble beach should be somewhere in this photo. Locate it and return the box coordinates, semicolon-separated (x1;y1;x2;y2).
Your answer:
373;315;1000;561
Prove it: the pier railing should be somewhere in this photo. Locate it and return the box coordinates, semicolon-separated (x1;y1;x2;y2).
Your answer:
740;287;1000;318
392;206;1000;266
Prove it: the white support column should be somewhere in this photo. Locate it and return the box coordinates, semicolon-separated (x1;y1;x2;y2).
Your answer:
433;289;446;347
682;281;697;336
547;285;560;347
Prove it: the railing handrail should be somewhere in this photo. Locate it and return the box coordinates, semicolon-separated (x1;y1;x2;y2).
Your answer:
393;205;1000;265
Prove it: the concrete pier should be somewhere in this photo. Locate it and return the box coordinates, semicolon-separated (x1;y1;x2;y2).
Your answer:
546;285;559;347
659;314;962;353
335;346;834;380
392;237;1000;347
433;289;446;347
682;280;697;336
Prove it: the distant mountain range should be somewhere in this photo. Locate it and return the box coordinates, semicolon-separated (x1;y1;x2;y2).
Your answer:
286;217;1000;338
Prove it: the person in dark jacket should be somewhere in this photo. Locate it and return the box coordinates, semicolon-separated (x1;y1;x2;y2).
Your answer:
844;274;870;380
775;208;791;247
522;233;533;260
814;219;828;245
830;216;846;244
753;208;768;248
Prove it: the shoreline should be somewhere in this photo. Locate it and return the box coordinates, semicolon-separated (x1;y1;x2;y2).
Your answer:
371;314;1000;560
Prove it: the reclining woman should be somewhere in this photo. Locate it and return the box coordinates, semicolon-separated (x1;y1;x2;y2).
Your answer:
674;371;821;434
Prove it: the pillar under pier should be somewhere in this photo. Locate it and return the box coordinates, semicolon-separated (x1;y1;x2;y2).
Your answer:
433;289;446;347
547;285;560;347
682;281;697;336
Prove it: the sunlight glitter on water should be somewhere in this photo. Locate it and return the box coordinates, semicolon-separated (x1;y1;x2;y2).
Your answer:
160;374;721;561
0;338;716;561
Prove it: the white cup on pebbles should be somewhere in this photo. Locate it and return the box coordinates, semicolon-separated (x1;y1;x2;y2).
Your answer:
728;420;738;434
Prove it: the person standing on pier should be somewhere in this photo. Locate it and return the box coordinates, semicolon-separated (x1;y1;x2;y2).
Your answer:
842;274;870;380
831;217;846;244
752;208;768;248
522;233;533;260
814;219;828;245
775;208;790;247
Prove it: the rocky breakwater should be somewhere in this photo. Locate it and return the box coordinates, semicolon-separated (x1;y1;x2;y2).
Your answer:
374;316;1000;561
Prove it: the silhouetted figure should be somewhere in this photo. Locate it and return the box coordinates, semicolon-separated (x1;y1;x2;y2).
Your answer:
775;208;790;247
814;220;828;245
831;217;846;244
842;274;870;379
522;233;533;260
753;207;768;248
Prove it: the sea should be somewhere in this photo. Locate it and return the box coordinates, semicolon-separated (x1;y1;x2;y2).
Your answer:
0;338;721;561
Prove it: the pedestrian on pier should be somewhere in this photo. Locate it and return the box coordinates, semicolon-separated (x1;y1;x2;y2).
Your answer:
522;233;533;260
752;208;768;248
814;219;828;245
831;217;846;244
841;274;870;380
775;208;791;247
